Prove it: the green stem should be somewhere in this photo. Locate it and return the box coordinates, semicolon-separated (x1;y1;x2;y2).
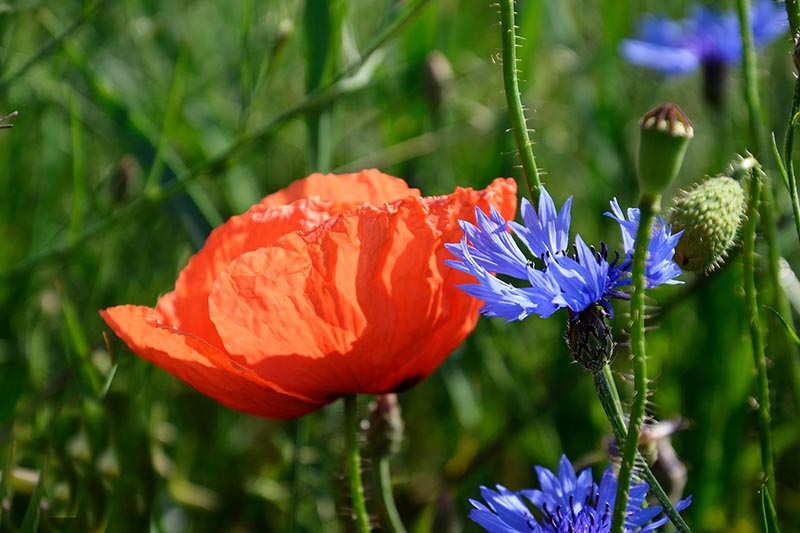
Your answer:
611;196;656;533
736;0;767;153
780;58;800;414
498;0;541;205
288;418;306;533
786;76;800;250
786;0;800;41
373;456;407;533
593;367;693;533
739;0;799;473
743;174;777;498
344;395;371;532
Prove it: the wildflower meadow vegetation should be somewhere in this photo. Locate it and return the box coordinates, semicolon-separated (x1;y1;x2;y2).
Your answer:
2;0;800;532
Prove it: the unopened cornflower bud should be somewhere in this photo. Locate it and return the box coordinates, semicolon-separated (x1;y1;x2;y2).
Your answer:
565;304;615;371
669;171;747;272
638;103;694;198
365;393;404;457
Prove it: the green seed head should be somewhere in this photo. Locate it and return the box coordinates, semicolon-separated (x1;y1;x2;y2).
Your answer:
670;174;747;272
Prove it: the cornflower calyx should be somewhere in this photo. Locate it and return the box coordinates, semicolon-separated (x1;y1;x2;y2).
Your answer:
638;103;693;198
566;304;616;371
670;171;747;272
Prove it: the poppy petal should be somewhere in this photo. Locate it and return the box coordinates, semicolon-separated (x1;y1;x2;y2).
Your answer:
259;169;420;210
407;178;518;376
208;198;447;401
171;197;336;349
100;305;326;418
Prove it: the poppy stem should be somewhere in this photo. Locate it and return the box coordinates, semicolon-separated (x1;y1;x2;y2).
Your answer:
344;394;372;532
742;171;777;499
498;0;541;206
592;366;693;533
611;195;656;533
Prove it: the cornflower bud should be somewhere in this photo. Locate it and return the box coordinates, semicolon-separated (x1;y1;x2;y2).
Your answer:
566;305;615;371
638;103;694;198
669;166;748;272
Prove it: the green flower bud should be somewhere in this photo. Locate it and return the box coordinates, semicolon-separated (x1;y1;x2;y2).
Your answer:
566;305;615;371
669;172;747;272
638;103;694;197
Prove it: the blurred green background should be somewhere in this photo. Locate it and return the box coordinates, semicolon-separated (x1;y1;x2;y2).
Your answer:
1;0;799;531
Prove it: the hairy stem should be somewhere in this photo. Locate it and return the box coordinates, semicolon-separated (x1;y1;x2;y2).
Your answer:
593;367;692;533
743;174;776;498
611;196;656;533
498;0;541;204
344;395;371;532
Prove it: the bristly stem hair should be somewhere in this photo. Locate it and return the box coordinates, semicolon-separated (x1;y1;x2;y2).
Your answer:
593;366;693;533
498;0;542;206
736;0;782;498
344;395;372;532
610;195;656;533
743;170;777;499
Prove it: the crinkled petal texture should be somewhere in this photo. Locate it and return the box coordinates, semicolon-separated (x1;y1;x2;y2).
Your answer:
101;171;516;419
259;169;420;209
99;306;325;418
209;180;517;404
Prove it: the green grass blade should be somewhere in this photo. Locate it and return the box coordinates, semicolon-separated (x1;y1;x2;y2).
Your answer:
20;461;46;533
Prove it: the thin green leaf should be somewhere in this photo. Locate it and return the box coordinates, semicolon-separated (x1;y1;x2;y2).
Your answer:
0;442;15;526
759;482;782;533
771;133;790;190
764;305;800;345
20;461;46;533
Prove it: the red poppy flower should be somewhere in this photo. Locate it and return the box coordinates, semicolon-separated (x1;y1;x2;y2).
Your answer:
101;170;517;419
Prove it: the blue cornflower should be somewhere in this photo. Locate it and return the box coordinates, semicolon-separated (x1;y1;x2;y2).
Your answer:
444;187;682;324
469;455;692;533
620;0;787;75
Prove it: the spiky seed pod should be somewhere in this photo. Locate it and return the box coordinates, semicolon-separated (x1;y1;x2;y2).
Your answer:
669;174;747;272
566;305;615;371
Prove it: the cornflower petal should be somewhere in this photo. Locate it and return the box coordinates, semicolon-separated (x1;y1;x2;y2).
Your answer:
455;205;530;278
619;39;700;74
445;240;560;321
469;486;537;533
510;189;572;258
548;236;611;313
471;455;691;533
620;0;787;75
605;200;683;289
447;186;684;324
